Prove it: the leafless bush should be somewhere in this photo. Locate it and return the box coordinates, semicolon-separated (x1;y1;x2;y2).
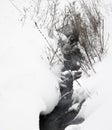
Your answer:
43;0;104;74
13;0;104;74
78;0;104;73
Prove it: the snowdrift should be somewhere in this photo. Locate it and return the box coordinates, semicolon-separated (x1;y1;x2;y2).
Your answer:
0;1;60;130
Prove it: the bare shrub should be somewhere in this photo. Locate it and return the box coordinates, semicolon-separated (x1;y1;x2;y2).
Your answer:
48;0;104;74
12;0;104;74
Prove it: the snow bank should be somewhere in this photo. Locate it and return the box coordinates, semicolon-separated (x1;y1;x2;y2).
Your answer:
66;38;112;130
0;1;60;130
65;0;112;129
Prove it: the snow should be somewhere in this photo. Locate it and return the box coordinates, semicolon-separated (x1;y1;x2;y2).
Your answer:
0;1;60;130
65;41;112;130
1;0;112;130
65;1;112;130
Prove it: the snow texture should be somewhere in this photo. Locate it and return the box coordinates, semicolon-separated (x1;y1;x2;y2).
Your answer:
1;0;112;130
0;1;60;130
65;0;112;130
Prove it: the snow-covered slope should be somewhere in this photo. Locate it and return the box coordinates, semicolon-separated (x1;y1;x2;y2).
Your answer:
66;50;112;130
0;1;60;130
1;0;112;130
66;37;112;130
66;0;112;129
